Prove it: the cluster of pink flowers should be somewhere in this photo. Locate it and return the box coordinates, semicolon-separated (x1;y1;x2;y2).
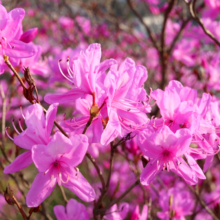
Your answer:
1;1;220;219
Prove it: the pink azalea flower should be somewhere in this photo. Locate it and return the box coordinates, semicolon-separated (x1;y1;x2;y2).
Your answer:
0;4;37;73
4;103;58;174
101;57;149;145
54;199;89;220
45;43;116;105
157;187;194;220
138;125;200;185
26;131;95;207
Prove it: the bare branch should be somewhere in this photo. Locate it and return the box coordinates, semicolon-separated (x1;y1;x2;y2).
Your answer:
126;0;160;51
187;185;220;220
185;0;220;47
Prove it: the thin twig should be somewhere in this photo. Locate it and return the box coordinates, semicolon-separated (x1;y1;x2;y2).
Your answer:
94;142;115;210
185;0;220;47
95;179;140;215
126;0;160;51
187;185;220;220
0;86;11;163
0;85;6;147
168;17;191;54
59;185;69;204
4;55;27;90
86;152;105;190
159;0;176;90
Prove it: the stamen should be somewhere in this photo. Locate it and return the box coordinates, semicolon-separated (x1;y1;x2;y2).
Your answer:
167;161;170;172
58;59;74;83
18;119;24;131
59;173;69;183
12;119;20;134
5;127;14;141
66;57;75;78
20;105;25;119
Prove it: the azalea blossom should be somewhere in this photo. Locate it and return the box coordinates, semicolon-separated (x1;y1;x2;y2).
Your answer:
0;4;37;73
138;125;203;185
4;103;58;174
26;131;95;207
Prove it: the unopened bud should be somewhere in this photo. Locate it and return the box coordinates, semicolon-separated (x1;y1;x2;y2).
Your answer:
90;105;99;117
23;67;35;85
29;205;41;214
4;184;16;205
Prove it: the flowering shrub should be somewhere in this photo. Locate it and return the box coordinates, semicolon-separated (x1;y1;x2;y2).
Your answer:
1;0;220;220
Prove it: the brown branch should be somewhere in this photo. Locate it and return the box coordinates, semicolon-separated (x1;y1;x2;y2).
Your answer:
94;142;115;213
168;17;191;54
82;116;94;134
159;0;176;90
4;55;27;90
126;0;160;51
185;0;220;47
4;184;27;220
0;86;11;163
95;179;140;215
86;152;105;190
187;185;220;220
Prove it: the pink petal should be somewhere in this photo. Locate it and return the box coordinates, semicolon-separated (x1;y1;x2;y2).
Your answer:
1;8;25;41
63;172;95;202
14;128;46;150
153;126;177;149
3;151;32;174
140;205;148;220
96;58;117;73
170;159;198;185
32;145;54;172
203;155;214;172
44;88;86;104
0;5;8;30
24;104;48;144
53;205;67;220
179;87;197;103
92;117;103;143
26;172;57;207
101;110;121;146
45;132;73;158
20;28;38;43
167;80;183;94
45;103;58;137
140;160;162;185
75;98;90;115
5;40;37;58
118;203;129;219
66;134;88;167
185;154;206;179
172;128;192;156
